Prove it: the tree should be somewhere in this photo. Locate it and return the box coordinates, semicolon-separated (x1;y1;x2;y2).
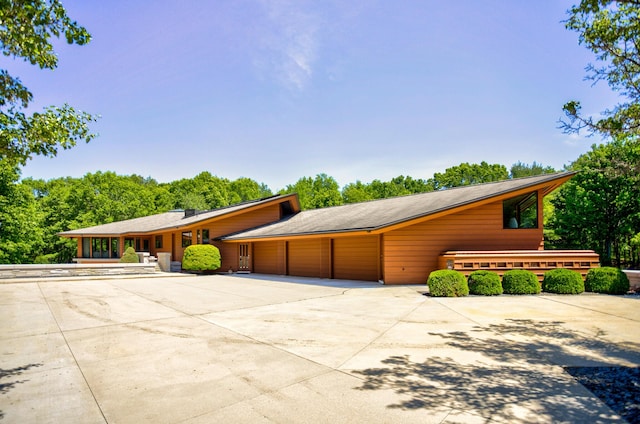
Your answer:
0;160;44;263
228;177;272;204
430;162;508;190
342;180;374;204
24;171;174;262
509;161;556;179
0;0;97;165
549;137;640;266
560;0;640;138
281;174;342;210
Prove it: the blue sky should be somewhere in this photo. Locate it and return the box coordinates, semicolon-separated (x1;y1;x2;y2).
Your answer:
13;1;616;191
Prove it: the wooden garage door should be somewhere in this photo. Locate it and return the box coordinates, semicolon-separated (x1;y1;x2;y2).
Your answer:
253;241;282;275
288;239;326;278
333;236;379;281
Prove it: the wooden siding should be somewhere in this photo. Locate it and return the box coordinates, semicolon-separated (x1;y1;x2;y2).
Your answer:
332;236;379;281
287;239;331;278
168;204;282;267
209;205;281;239
383;200;544;284
253;241;286;275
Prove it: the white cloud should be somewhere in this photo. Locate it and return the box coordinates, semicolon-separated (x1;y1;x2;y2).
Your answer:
256;0;321;90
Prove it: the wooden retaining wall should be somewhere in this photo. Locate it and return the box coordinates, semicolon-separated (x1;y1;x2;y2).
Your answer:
438;250;600;281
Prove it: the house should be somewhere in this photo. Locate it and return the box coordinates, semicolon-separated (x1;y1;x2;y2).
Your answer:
59;172;599;284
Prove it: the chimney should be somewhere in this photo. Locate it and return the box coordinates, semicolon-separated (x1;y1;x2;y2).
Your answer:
184;209;196;218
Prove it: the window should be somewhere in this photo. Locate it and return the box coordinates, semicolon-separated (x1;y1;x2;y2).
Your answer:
503;192;538;229
202;229;210;244
142;239;150;252
155;235;163;249
182;231;192;247
124;238;134;250
91;237;111;258
111;238;119;258
82;238;91;258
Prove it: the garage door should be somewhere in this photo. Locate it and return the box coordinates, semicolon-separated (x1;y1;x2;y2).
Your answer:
288;239;326;278
333;236;379;281
253;241;283;275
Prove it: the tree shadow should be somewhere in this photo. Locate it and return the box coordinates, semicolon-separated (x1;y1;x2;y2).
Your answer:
353;320;640;422
0;363;43;421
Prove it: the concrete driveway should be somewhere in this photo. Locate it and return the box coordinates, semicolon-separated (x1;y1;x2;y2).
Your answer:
1;274;638;423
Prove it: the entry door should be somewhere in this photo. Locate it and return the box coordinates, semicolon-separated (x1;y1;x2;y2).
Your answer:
239;244;251;271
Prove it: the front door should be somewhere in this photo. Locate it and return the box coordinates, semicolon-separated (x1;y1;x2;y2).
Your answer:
239;244;251;272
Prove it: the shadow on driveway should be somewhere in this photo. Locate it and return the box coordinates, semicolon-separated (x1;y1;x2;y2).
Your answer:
353;319;640;422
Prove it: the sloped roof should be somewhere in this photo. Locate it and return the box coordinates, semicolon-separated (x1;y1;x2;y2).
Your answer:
59;194;297;236
220;172;575;241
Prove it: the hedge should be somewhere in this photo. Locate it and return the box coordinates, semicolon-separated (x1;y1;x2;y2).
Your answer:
542;269;584;294
467;270;503;296
427;270;469;297
501;269;540;295
182;244;221;272
585;267;630;295
119;246;139;263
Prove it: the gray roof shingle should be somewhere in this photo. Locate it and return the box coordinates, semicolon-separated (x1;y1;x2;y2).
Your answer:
59;195;292;236
220;172;574;240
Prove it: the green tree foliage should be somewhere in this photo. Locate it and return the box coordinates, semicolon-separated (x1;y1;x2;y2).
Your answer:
281;173;342;210
228;177;272;204
561;0;640;138
167;172;271;210
0;0;97;165
342;176;433;204
430;161;508;190
23;172;174;262
0;160;44;263
549;137;640;266
509;161;556;179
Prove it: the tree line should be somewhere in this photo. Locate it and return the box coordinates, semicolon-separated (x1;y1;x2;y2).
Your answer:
1;1;639;268
2;152;639;268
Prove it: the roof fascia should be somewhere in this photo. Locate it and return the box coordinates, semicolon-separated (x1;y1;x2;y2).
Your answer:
221;229;374;243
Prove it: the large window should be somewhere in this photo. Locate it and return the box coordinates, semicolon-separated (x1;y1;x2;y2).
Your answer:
87;237;119;258
503;192;538;229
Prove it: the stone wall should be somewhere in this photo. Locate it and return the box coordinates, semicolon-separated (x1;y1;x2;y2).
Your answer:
623;270;640;291
0;263;158;280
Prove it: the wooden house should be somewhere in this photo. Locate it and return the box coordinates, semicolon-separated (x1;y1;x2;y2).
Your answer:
59;172;599;284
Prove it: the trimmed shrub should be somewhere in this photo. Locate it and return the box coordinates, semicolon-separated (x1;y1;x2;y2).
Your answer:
468;270;503;296
501;269;540;295
427;270;469;297
542;269;584;294
119;247;139;263
182;244;221;272
585;267;630;295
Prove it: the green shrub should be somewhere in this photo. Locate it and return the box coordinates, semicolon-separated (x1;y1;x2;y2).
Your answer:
542;269;584;294
119;247;139;263
427;270;469;297
182;244;221;272
501;269;540;295
467;270;503;295
585;267;630;295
